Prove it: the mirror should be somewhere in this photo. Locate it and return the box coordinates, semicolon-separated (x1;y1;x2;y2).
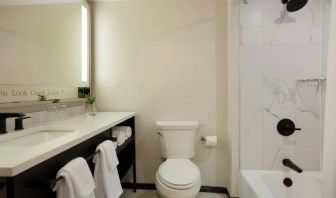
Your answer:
0;0;90;103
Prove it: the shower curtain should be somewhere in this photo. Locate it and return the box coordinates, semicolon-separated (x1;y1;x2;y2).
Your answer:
323;0;336;197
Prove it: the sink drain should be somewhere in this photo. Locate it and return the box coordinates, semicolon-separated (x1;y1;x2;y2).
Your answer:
283;178;293;187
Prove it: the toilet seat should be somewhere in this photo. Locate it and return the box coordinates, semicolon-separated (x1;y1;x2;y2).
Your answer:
158;159;200;190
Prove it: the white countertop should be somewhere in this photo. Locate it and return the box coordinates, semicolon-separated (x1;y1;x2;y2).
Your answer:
0;112;136;177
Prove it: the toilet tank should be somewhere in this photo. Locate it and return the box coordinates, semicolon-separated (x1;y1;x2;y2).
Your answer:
156;121;199;159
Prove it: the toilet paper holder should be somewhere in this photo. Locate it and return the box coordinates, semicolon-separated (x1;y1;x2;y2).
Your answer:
200;136;218;147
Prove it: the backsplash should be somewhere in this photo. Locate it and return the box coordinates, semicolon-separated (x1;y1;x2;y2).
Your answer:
4;105;85;133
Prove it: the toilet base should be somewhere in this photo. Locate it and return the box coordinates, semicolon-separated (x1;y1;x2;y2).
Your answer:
155;173;201;198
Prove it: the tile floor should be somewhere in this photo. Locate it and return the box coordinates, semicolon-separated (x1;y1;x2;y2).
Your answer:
120;189;228;198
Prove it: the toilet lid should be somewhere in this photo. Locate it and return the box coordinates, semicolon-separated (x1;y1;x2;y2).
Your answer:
158;159;200;188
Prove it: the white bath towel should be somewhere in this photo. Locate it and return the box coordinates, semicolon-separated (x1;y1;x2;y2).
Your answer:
112;129;126;146
114;126;132;139
53;157;96;198
112;126;132;146
93;140;123;198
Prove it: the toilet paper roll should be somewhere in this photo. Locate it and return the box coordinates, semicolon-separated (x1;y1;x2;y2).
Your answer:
203;136;217;147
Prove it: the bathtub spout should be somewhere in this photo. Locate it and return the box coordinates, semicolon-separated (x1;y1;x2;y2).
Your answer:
283;159;303;173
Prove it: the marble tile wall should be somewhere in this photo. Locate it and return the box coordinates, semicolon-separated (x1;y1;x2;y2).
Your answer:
240;0;324;171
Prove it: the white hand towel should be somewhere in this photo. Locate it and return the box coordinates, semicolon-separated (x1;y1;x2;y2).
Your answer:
93;140;123;198
113;127;132;139
112;129;126;146
112;141;118;148
53;157;96;198
125;127;132;139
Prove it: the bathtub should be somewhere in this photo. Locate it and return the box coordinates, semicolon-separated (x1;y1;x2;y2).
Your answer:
240;170;321;198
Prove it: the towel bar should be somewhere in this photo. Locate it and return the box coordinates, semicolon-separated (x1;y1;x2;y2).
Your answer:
49;137;118;189
49;149;101;189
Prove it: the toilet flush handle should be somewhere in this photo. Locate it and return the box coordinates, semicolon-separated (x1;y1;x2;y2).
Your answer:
157;131;163;136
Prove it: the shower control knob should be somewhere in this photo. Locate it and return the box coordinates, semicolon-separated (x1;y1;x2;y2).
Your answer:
277;119;301;136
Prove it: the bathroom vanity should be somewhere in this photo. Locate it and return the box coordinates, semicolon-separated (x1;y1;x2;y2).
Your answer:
0;112;136;198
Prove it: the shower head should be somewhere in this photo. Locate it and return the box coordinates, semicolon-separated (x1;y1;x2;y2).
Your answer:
281;0;308;12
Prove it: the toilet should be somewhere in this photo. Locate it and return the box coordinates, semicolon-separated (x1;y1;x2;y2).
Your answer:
155;121;201;198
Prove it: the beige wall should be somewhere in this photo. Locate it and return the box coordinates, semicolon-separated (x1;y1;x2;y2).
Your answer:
92;0;228;187
0;3;88;87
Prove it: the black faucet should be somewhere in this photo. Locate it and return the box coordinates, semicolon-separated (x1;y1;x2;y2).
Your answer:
0;113;30;134
283;158;303;173
14;116;31;131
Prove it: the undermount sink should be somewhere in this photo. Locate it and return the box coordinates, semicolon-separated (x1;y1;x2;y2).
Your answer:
0;127;77;147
